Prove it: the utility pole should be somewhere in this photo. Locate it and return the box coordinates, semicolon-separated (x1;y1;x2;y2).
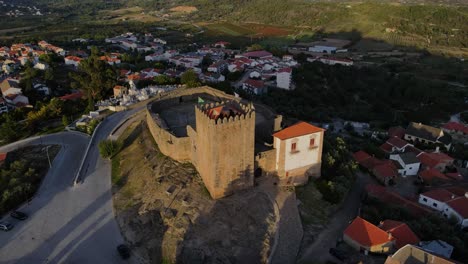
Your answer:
45;145;52;168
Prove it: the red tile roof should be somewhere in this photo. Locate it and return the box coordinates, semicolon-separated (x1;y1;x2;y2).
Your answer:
404;145;423;156
273;121;324;140
373;162;398;180
242;50;273;58
366;184;431;217
59;91;83;101
443;122;468;134
0;152;7;162
380;220;420;249
445;172;463;181
353;151;371;163
446;197;468;218
421;189;456;202
387;136;409;149
419;168;451;183
277;67;292;73
380;142;393;153
388;126;406;139
418;152;454;168
344;217;394;247
244;79;264;89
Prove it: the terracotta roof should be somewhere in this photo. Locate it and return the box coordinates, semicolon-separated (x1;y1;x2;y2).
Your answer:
380;220;420;249
445;197;468;218
243;79;264;89
421;189;456;202
0;152;7;162
343;217;394;247
59;91;83;101
387;136;409;149
404;145;423;156
273;121;324;140
443;122;468;134
380;142;393;153
419;168;451;183
444;186;468;196
372;162;398;180
366;184;431;217
277;67;292;73
388;126;406;139
445;172;463;181
418;152;454;168
353;151;371;163
242;50;273;58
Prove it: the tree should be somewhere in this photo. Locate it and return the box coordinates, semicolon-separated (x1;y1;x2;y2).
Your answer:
0;115;22;143
62;115;70;127
69;46;117;110
247;44;264;51
154;75;175;85
180;70;201;88
98;139;123;159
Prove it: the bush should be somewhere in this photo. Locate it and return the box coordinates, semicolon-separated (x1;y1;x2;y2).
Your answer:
98;140;123;159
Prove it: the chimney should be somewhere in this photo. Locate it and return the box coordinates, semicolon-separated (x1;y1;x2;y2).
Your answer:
435;146;440;153
451;194;456;199
465;192;468;199
388;232;392;240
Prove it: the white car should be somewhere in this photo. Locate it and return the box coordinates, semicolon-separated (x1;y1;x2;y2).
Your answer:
0;222;14;231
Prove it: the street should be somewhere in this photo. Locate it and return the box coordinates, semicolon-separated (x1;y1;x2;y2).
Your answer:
0;107;144;264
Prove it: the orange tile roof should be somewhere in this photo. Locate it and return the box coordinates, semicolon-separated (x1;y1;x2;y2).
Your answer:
273;121;324;140
419;168;451;183
344;217;394;247
380;220;420;249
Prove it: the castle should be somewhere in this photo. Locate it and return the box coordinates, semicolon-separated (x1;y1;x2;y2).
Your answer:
147;86;324;199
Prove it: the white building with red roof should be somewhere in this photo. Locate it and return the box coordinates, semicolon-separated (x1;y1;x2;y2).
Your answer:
442;121;468;136
241;50;273;59
444;196;468;228
242;79;266;95
64;56;82;67
307;56;353;66
272;121;325;185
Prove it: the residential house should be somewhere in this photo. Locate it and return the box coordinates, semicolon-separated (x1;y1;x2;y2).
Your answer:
4;94;29;108
241;50;273;60
380;136;412;154
100;56;121;66
33;83;50;96
0;152;7;166
207;60;228;73
306;38;351;54
418;189;456;212
276;67;292;90
199;72;225;83
442;122;468;136
418;168;451;185
145;52;166;62
113;85;127;97
33;62;48;70
1;78;22;96
417;152;454;172
379;220;420;249
404;122;452;150
366;184;432;217
419;240;454;258
389;152;420;176
272;121;324;185
343;217;395;254
59;91;83;101
372;161;398;185
64;56;82;67
444;196;468;228
242;79;267;95
385;244;458;264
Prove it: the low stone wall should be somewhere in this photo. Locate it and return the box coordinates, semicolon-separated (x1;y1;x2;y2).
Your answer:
146;107;191;161
256;149;277;175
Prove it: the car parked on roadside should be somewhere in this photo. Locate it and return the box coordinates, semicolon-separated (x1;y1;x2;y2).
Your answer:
117;244;130;259
10;211;28;220
0;222;14;231
329;247;348;261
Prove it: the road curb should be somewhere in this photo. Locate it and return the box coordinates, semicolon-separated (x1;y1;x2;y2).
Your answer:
73;121;103;185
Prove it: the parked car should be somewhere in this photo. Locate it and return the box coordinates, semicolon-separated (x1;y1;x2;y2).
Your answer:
0;222;14;231
10;211;28;220
329;248;348;261
117;244;130;259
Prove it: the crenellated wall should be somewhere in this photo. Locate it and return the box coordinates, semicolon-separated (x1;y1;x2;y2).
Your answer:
146;106;191;161
193;101;255;199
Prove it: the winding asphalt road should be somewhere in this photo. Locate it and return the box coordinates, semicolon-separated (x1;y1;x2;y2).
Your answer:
0;107;144;264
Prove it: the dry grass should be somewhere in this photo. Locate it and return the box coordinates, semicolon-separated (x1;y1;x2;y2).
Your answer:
169;6;198;13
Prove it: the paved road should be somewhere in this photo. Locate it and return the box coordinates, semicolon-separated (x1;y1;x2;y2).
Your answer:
297;172;372;264
0;107;144;264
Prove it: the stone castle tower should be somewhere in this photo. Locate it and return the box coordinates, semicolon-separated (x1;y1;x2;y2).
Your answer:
192;101;255;199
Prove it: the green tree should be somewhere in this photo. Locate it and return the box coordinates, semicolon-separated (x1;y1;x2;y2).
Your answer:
247;44;264;51
62;115;70;127
69;46;117;110
0;115;22;143
98;139;123;159
180;70;201;88
154;75;175;85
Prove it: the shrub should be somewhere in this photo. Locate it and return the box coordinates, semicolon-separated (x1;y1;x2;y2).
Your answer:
98;139;123;159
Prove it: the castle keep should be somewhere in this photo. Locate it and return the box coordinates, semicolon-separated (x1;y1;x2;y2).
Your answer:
147;86;324;199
